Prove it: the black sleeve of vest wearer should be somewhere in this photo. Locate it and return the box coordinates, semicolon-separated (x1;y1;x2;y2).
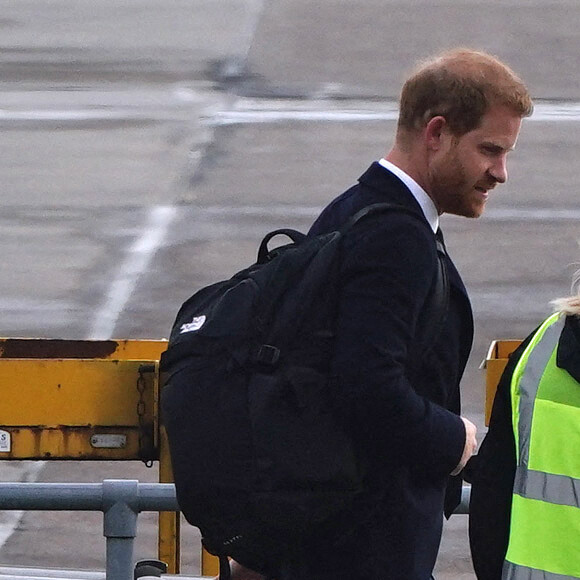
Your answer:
467;331;535;580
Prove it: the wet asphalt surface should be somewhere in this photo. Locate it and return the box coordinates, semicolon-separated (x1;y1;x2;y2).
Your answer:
2;1;580;578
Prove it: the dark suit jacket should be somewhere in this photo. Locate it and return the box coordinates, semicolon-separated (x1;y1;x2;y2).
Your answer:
280;162;473;580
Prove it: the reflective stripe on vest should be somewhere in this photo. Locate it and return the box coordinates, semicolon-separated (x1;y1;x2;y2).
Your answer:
503;561;575;579
503;313;580;579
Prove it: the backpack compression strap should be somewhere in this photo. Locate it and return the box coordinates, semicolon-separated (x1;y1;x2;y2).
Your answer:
218;555;231;580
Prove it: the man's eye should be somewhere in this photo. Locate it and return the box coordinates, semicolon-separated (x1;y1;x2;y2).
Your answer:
482;146;501;156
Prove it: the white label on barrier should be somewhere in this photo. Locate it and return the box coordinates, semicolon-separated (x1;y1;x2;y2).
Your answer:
0;430;11;452
90;434;127;449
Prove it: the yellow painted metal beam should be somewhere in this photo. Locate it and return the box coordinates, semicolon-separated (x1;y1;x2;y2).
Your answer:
159;425;181;573
0;358;158;460
201;548;220;577
483;339;522;425
0;426;142;460
0;337;167;360
1;359;152;425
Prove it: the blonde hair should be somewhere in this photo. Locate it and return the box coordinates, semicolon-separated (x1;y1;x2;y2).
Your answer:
551;269;580;316
397;48;534;137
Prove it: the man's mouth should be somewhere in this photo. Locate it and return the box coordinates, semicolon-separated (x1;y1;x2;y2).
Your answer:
475;183;495;195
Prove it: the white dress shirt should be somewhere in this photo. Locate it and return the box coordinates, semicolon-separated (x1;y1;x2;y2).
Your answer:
378;158;439;234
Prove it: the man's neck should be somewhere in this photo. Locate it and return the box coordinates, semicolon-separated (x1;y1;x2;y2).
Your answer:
384;149;428;193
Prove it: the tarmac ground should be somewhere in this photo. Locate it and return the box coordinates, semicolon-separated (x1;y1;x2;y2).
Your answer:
2;1;580;578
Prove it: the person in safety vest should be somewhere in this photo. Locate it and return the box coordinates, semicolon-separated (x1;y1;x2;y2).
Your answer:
468;279;580;579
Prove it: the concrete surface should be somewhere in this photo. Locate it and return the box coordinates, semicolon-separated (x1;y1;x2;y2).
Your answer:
2;0;580;578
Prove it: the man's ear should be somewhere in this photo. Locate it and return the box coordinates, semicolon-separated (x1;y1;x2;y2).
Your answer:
424;116;447;151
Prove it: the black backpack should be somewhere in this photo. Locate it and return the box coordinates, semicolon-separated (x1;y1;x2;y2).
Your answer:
160;203;449;579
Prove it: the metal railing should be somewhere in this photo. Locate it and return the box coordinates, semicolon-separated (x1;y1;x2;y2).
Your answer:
0;480;178;580
0;480;471;580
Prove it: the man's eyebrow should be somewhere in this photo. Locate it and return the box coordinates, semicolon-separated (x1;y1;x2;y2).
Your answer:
481;141;515;153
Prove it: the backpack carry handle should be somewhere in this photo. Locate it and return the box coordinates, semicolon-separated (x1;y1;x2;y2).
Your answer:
257;229;307;263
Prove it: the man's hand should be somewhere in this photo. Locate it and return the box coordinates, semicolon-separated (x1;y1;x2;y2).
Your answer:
214;560;266;580
450;417;477;476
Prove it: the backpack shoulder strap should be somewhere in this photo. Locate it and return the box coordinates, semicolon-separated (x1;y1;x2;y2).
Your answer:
341;202;425;233
341;202;450;353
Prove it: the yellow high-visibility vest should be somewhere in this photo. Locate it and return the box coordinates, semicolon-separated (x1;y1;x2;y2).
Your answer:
503;313;580;579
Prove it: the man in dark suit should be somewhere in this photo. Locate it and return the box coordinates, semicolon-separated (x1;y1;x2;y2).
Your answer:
229;48;533;580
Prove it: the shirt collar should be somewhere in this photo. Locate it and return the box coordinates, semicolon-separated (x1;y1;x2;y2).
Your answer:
378;158;439;233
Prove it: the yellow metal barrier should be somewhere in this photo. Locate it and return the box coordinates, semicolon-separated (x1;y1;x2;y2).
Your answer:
0;338;166;461
0;358;157;459
482;339;522;425
0;338;203;573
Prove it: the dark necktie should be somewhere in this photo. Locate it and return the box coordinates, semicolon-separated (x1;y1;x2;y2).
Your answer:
435;227;447;255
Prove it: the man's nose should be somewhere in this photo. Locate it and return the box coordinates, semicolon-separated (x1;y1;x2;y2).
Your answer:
490;156;508;184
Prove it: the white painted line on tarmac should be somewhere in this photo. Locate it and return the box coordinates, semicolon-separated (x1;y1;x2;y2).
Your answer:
1;98;580;125
191;205;579;222
243;0;267;58
207;107;399;125
199;205;321;217
0;110;144;121
483;207;579;220
87;205;177;340
0;567;104;580
0;462;45;547
0;567;206;580
206;99;580;125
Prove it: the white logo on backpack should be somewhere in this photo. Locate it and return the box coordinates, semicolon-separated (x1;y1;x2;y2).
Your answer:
180;315;206;333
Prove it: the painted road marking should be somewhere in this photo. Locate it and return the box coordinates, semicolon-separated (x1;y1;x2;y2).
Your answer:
184;205;580;222
0;98;579;124
88;205;177;340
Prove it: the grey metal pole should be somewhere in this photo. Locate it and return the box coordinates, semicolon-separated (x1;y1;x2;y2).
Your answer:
0;482;179;512
0;483;104;510
102;480;139;580
0;480;181;580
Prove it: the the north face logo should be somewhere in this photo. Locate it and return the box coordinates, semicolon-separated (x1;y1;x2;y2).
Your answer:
180;315;206;333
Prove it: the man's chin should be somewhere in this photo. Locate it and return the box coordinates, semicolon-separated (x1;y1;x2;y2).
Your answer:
469;206;486;218
448;205;485;218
